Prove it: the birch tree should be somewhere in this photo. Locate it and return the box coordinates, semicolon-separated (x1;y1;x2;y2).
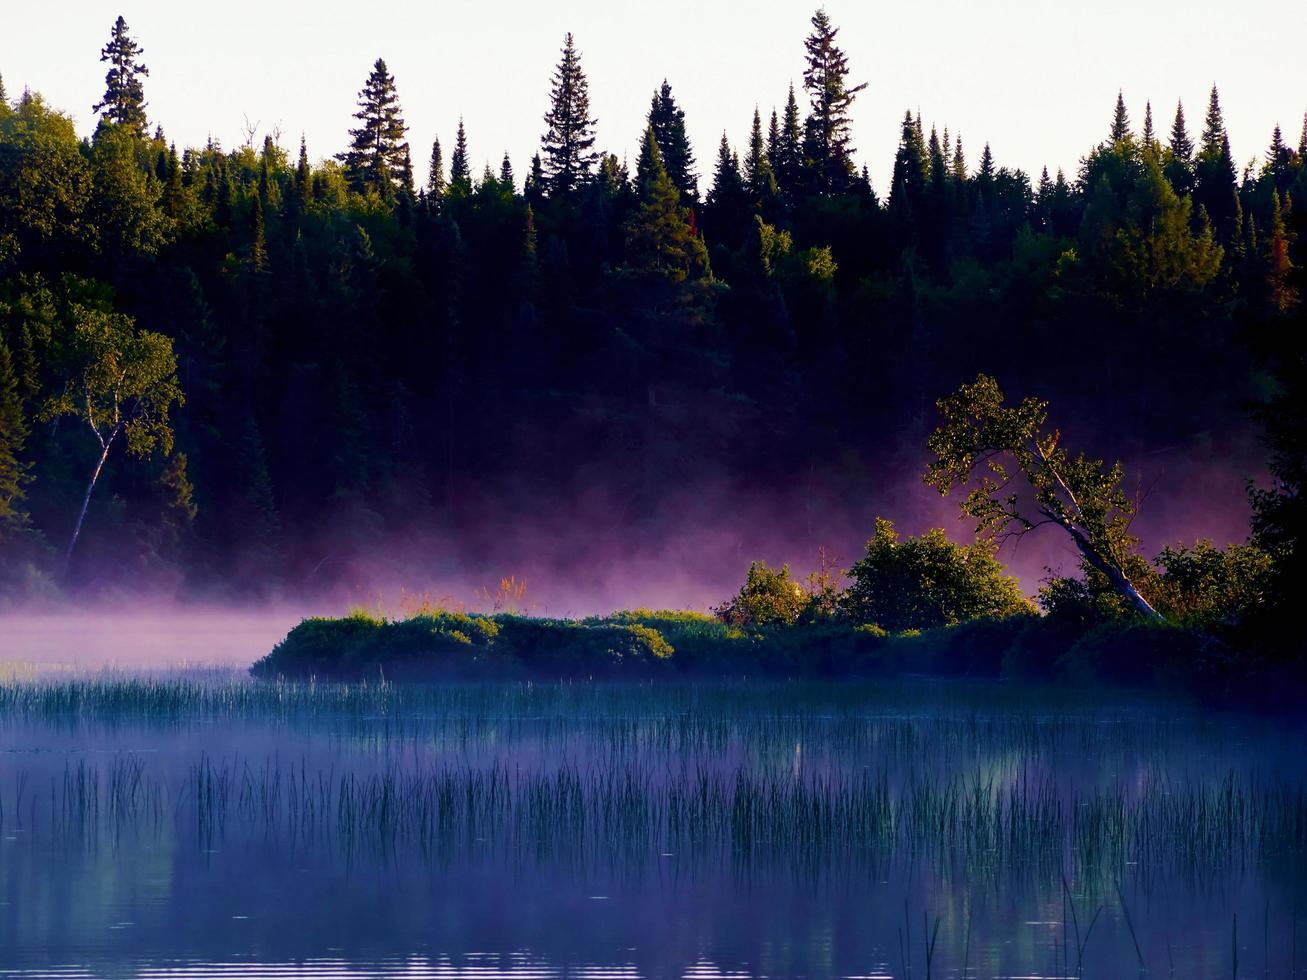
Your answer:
925;374;1163;620
41;302;182;575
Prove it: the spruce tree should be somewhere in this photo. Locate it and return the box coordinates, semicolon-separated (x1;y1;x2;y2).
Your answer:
800;9;866;193
249;193;268;274
92;16;149;137
0;73;6;105
427;138;446;200
1142;101;1156;150
1169;101;1194;160
705;132;747;245
0;337;29;539
295;136;313;210
449;119;472;197
951;135;967;183
500;153;515;191
744;108;780;213
540;33;598;197
524;153;546;209
889;109;928;215
625;126;710;281
337;58;410;198
648;80;697;203
1195;85;1238;236
1300;112;1307;158
1109;91;1130;143
777;83;804;198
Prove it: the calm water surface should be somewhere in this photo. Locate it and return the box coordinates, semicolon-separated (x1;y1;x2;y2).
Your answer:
0;676;1304;979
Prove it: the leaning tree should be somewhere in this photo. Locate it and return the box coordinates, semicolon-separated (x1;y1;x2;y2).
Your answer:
41;301;182;576
924;373;1163;620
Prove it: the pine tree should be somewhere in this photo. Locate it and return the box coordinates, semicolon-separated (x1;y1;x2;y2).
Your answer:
648;80;697;203
1109;91;1130;143
1169;101;1194;160
337;58;410;198
92;16;149;137
540;33;598;197
427;138;446;200
705;132;747;245
744;108;780;213
0;337;29;539
1142;101;1156;150
399;146;415;197
500;153;515;191
1300;112;1307;159
800;10;867;193
1266;125;1293;179
0;73;7;105
449;119;472;197
625;126;710;281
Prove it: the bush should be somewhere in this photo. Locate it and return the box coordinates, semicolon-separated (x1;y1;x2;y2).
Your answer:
843;518;1033;631
714;561;808;626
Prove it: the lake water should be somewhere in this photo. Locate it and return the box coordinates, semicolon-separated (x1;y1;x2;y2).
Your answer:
0;676;1304;979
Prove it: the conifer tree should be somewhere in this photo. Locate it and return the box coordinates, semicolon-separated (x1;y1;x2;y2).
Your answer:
951;135;967;183
1300;112;1307;158
295;136;313;210
449;119;472;197
1142;101;1156;150
0;73;7;105
249;193;268;274
744;108;780;213
776;83;805;199
427;138;446;200
889;110;929;215
541;33;598;197
1109;91;1130;143
648;80;697;203
524;153;546;209
92;16;149;137
1194;85;1238;236
625;126;710;281
337;58;410;198
1169;101;1194;160
1266;125;1292;179
800;9;866;193
0;338;29;539
500;153;515;191
399;146;415;197
705;132;748;245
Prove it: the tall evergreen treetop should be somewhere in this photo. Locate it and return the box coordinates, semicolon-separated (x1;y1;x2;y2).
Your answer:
0;73;8;106
776;83;804;197
648;80;697;203
1142;101;1156;149
337;58;410;198
427;138;446;200
1109;91;1130;143
500;152;515;191
450;119;472;196
625;125;710;281
1169;101;1194;161
800;9;867;193
92;16;149;137
541;33;598;197
1299;112;1307;158
1200;85;1227;155
744;107;780;209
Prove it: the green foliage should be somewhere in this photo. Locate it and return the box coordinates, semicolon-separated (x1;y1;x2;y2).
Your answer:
715;560;808;627
843;518;1031;632
540;33;597;197
338;59;409;199
1152;540;1273;627
624;127;710;282
0;336;29;536
800;9;866;193
92;16;149;138
926;374;1161;619
647;81;696;204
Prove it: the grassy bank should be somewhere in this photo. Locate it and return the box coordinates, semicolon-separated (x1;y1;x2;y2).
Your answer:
249;607;1274;701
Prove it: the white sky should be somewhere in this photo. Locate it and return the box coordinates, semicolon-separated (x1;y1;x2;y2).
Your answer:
4;1;1305;195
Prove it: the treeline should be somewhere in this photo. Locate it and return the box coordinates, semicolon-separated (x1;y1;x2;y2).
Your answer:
0;12;1303;605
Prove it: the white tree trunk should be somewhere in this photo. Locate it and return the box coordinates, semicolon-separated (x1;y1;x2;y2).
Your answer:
62;428;118;578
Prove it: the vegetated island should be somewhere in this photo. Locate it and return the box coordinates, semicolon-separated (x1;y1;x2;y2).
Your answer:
255;375;1301;706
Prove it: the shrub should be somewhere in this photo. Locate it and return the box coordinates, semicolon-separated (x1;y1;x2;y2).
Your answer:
714;561;808;627
843;518;1033;632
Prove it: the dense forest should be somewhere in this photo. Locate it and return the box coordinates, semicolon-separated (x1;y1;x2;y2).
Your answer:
0;13;1303;636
